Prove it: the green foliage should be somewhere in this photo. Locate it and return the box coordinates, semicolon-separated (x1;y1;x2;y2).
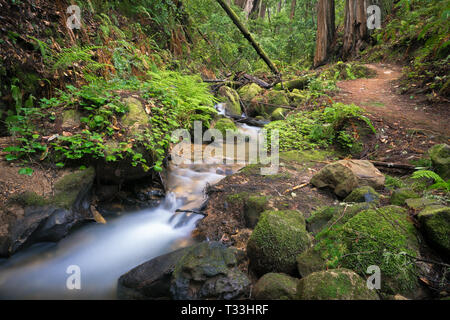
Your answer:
3;70;217;172
411;170;450;192
265;103;375;153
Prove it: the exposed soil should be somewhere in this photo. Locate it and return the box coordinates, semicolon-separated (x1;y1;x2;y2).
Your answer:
334;63;450;164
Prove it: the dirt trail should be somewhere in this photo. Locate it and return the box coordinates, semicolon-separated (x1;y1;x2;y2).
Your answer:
334;63;449;138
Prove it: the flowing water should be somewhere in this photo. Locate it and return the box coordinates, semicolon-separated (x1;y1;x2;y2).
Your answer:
0;118;261;299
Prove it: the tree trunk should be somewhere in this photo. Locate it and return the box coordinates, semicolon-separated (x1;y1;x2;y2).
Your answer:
216;0;279;75
342;0;372;59
249;0;261;19
259;0;267;19
289;0;296;20
313;0;335;67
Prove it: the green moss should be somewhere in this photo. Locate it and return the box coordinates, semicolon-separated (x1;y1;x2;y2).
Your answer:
213;118;237;137
418;205;450;254
279;149;334;165
390;188;420;206
238;83;263;101
11;191;47;207
226;192;249;204
121;97;149;133
405;198;440;210
270;107;287;121
253;273;298;300
55;167;95;193
247;210;311;276
344;186;380;203
62;109;81;128
429;144;450;180
296;269;379;300
385;175;407;190
244;195;269;228
314;206;420;295
218;86;241;116
296;247;326;277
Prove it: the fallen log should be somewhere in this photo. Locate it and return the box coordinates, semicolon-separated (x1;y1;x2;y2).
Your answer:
242;74;271;89
370;161;416;171
216;0;280;75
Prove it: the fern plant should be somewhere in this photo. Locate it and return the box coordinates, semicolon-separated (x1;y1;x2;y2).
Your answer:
411;170;450;191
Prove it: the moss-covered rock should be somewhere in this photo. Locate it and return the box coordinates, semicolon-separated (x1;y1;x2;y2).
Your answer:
246;90;290;118
170;242;251;300
238;83;264;102
418;205;450;254
253;273;299;300
390;188;420;206
313;206;420;296
429;144;450;180
213;118;237;137
244;195;269;228
270;107;287;121
288;89;307;106
218;86;242;117
311;160;385;198
344;186;380;203
306;203;374;235
247;210;311;276
405;198;440;210
62;109;81;129
121;97;150;134
296;247;326;277
296;269;379;300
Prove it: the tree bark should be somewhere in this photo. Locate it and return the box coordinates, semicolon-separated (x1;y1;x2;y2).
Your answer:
290;0;296;20
216;0;280;75
342;0;371;59
259;0;267;19
313;0;335;67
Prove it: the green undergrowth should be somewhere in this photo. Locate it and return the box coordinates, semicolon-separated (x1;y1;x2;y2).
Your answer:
4;70;217;173
265;102;375;153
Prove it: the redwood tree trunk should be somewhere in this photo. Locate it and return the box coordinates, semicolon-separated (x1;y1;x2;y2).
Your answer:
342;0;372;59
313;0;335;67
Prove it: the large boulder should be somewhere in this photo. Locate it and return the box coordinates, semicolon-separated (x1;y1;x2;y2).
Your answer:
218;86;242;117
170;242;251;300
238;83;263;102
312;206;421;296
247;210;312;276
0;167;95;257
311;160;385;198
117;247;189;299
296;269;379;300
418;205;450;254
429;144;450;180
253;273;299;300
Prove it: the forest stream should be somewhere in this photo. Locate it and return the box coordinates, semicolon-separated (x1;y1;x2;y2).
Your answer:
0;108;261;299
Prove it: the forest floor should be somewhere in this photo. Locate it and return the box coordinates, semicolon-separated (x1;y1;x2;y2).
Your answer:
333;63;450;164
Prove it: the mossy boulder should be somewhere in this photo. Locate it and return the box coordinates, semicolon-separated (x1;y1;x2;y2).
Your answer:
313;206;420;296
1;168;95;257
61;109;81;129
121;97;150;134
247;210;312;276
270;107;287;121
170;242;251;300
311;160;385;198
296;247;326;277
243;195;269;228
429;144;450;180
344;186;380;203
253;273;299;300
213;118;237;137
218;86;242;117
296;269;379;300
306;203;374;235
405;198;440;211
390;188;420;206
247;90;290;118
238;83;263;101
273;77;308;91
418;205;450;254
288;89;307;106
